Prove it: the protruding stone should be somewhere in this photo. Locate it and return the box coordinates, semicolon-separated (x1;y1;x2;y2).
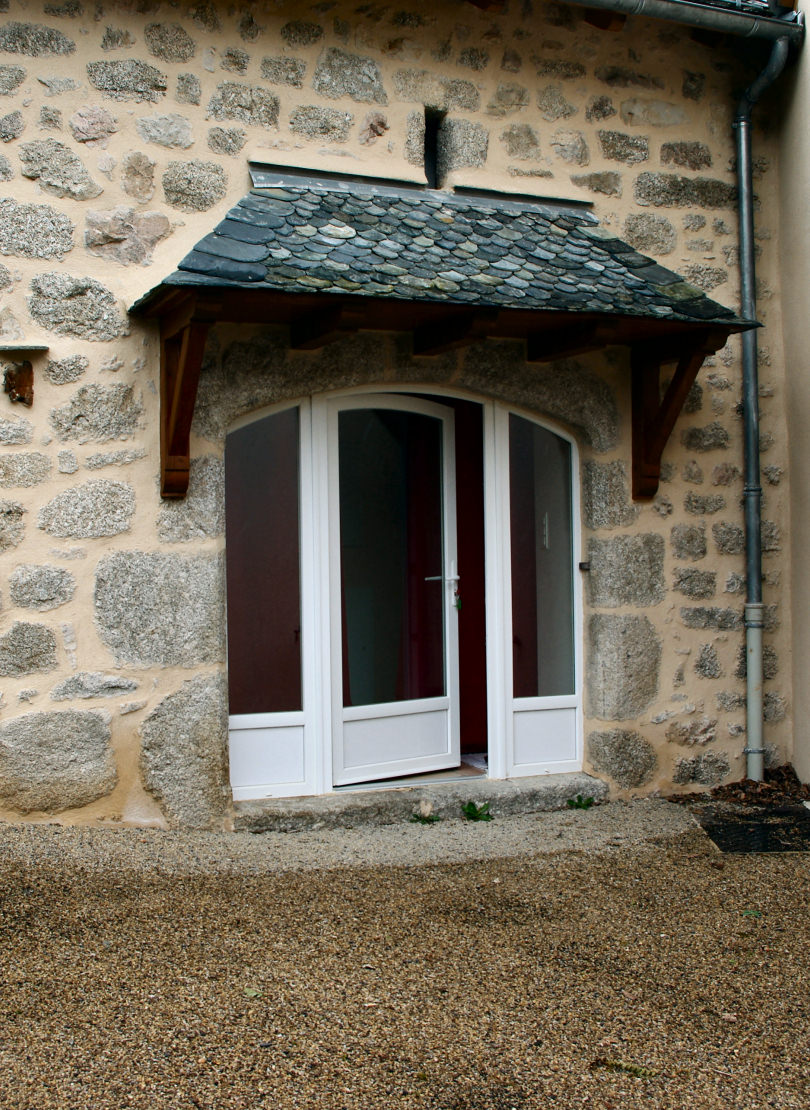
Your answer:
85;448;144;469
58;450;77;474
290;105;352;142
0;108;23;141
680;606;742;630
404;109;425;166
459;47;489;71
694;644;722;678
682;72;705;101
536;86;577;122
635;172;736;209
0;22;75;56
176;72;201;105
261;56;305;88
50;384;142;443
437;118;488;176
0;154;11;180
0;413;32;444
144;23;196;64
550;129;588;165
359;111;388;145
162;159;226;212
588;728;657;788
44;354;87;385
587;614;661;719
50;671;137;700
623;212;675;255
586;95;616;122
598;129;648;164
121;150;155;202
38;479;135;538
87;60;168;102
19;139;101;200
672;750;729;786
582;461;638;529
157;456;224;543
535;59;585;79
94;551;224;666
29;273;127;340
312;47;387;105
136;112;193;148
671;523;706;561
501;123;540;160
68;105;117;146
0;621;57;675
666;716;717;745
0;500;25;550
596;66;663;89
712;521;744;554
140;674;228;829
9;564;75;610
661;140;711;170
0;453;51;487
84;206;171;265
0;199;73;259
620;98;686;127
486;82;528;117
207;81;278;127
683;263;727;292
673;568;715;599
101;26;134;51
571;171;621;196
681;422;730;452
281;20;323;46
588;535;665;607
392;69;478;111
221;48;249;74
207;126;246;155
0;64;26;94
0;709;115;813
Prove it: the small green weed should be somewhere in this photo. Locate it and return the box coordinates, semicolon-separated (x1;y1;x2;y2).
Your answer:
567;794;595;810
461;800;493;822
410;812;442;825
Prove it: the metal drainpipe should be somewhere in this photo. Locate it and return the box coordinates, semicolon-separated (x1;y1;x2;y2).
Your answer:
733;34;790;781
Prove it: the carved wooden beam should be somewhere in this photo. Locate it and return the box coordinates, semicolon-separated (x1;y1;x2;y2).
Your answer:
525;321;603;364
631;330;726;500
413;310;499;356
289;305;356;350
160;296;212;498
583;7;627;30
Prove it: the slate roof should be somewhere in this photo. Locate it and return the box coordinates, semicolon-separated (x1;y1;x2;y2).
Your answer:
137;172;744;328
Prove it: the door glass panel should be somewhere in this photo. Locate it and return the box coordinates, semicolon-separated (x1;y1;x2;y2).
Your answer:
509;414;575;697
225;407;302;714
338;409;444;707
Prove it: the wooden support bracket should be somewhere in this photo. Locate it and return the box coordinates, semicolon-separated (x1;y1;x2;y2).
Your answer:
631;330;725;500
160;296;212;498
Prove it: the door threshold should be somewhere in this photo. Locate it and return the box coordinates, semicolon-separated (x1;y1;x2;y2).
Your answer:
335;757;488;794
234;771;608;833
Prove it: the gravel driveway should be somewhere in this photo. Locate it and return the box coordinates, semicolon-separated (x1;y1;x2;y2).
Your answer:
1;801;808;1109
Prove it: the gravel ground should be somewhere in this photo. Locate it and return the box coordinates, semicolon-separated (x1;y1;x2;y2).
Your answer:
1;800;808;1109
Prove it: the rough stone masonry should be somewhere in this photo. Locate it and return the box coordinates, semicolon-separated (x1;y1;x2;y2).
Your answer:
0;0;790;827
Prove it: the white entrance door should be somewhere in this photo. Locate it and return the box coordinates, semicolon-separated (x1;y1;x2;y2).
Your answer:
323;395;461;786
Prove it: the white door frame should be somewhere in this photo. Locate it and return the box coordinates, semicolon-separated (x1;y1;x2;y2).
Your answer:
322;393;460;786
227;387;583;799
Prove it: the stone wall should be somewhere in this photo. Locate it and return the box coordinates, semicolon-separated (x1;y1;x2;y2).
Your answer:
0;0;792;826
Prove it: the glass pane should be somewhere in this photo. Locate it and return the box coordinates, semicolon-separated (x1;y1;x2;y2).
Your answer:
225;407;302;714
339;409;444;707
509;414;575;697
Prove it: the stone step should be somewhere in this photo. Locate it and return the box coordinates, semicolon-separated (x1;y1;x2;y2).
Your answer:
234;772;607;833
